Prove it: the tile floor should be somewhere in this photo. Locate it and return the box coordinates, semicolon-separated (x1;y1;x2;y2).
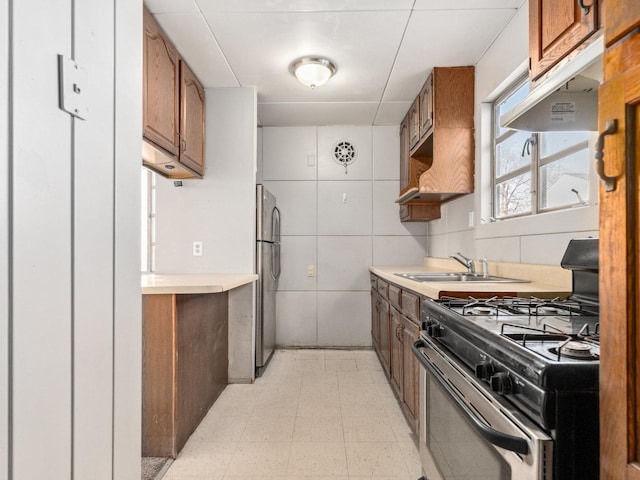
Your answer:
163;348;421;480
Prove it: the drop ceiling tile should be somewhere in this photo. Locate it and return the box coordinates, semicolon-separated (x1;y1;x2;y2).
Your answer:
413;0;523;9
258;103;378;126
203;11;409;102
374;102;412;125
196;0;415;12
145;0;199;14
383;8;518;102
153;13;239;87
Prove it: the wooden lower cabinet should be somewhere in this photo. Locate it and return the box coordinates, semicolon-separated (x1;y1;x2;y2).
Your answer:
142;292;228;458
370;273;421;433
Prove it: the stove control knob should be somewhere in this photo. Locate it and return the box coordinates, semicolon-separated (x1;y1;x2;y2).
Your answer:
427;324;444;338
421;318;434;331
490;372;512;395
474;362;495;380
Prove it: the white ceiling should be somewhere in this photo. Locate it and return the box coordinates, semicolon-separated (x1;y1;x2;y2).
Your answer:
145;0;526;126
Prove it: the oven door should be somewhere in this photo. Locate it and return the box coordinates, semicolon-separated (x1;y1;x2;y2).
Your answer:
412;337;553;480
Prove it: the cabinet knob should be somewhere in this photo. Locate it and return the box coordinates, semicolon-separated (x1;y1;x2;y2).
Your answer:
577;0;591;14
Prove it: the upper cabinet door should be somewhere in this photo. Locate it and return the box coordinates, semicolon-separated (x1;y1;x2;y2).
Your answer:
143;9;180;157
179;61;205;176
529;0;599;82
604;0;640;46
419;73;433;138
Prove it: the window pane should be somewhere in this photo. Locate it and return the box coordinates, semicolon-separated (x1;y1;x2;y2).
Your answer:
539;149;590;210
496;81;529;137
495;130;532;177
539;132;589;158
141;168;149;272
495;172;532;218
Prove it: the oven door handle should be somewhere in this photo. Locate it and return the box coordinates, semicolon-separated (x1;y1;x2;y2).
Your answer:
412;339;529;455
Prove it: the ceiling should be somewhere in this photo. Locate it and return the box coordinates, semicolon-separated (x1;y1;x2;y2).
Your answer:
145;0;526;126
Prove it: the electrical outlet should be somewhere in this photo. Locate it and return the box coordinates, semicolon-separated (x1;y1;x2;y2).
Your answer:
468;211;475;228
307;265;315;277
307;154;316;166
193;241;203;256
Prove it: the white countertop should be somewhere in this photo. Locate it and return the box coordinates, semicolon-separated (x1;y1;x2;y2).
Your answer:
370;258;572;298
141;273;258;294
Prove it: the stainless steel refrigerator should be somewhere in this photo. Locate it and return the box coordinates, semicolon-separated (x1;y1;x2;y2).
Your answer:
256;185;280;373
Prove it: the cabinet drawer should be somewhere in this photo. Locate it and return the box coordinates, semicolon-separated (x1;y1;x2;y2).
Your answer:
377;279;389;299
388;284;402;311
401;290;420;323
370;273;378;290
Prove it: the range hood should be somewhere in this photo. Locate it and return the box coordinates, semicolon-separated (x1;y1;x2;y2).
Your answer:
500;36;603;132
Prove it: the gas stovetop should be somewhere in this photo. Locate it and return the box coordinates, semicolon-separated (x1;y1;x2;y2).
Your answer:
421;295;600;429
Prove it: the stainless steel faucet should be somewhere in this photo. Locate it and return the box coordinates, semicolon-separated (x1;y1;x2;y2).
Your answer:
450;252;475;274
478;258;489;278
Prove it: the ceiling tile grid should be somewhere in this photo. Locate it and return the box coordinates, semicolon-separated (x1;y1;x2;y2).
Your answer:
144;0;524;125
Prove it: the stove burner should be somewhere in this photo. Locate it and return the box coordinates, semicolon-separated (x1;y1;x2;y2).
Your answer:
550;340;599;361
471;306;495;315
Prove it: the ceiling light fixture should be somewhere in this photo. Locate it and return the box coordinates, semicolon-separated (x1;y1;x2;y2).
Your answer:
289;56;337;89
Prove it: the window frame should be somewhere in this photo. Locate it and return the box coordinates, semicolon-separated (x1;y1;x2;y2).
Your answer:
491;76;591;220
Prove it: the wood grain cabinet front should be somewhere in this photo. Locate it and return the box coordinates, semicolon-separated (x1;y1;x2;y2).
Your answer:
529;0;599;83
142;293;228;458
143;7;205;179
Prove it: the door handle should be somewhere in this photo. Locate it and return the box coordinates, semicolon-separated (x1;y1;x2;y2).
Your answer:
595;119;617;192
577;0;591;14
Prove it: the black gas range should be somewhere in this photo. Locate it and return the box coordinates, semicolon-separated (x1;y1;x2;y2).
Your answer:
416;238;600;479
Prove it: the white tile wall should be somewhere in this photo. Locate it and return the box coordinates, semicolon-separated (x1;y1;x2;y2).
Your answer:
278;236;317;291
318;126;372;180
262;181;317;236
263;126;429;348
263;127;317;181
317;292;371;347
317;236;373;291
476;236;520;263
276;292;318;346
373;126;400;180
317;181;373;235
372;235;429;265
373;180;427;236
520;231;598;265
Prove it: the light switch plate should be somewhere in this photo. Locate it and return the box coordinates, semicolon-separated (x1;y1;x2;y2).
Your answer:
193;241;203;256
58;55;88;119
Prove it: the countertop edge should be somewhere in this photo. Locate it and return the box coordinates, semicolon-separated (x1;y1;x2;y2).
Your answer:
369;265;571;299
141;274;259;295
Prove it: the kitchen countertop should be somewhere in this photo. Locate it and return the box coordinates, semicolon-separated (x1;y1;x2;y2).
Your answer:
141;273;258;294
370;258;572;299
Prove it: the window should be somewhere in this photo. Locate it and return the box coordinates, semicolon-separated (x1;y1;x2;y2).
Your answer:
141;167;156;272
492;78;591;219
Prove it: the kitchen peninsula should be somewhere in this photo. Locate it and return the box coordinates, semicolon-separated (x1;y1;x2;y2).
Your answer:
141;273;257;458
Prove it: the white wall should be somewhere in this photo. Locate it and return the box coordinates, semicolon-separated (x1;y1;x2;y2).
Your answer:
2;0;142;479
427;1;599;265
259;126;428;348
154;87;257;274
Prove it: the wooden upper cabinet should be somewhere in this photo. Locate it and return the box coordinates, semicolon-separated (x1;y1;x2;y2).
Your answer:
604;0;640;46
143;8;180;157
179;61;205;176
529;0;599;82
142;6;206;179
598;4;640;478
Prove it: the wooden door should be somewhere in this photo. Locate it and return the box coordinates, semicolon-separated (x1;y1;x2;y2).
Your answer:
408;98;420;149
598;25;640;480
402;316;420;429
371;289;380;349
529;0;598;81
419;73;433;137
379;298;391;374
179;60;205;176
143;8;180;156
390;307;404;396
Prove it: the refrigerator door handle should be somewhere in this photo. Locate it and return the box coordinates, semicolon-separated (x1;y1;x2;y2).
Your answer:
271;207;281;280
272;206;281;243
